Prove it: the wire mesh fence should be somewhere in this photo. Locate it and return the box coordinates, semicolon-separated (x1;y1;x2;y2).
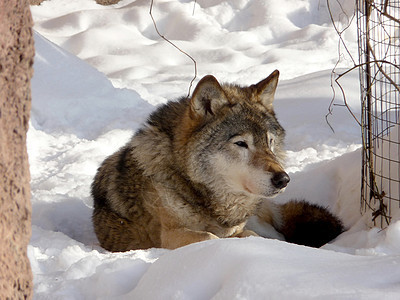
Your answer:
357;0;400;227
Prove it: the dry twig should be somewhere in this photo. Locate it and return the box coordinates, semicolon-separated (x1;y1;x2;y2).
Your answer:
149;0;198;97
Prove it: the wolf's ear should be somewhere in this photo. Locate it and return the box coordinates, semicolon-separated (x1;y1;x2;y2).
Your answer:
252;70;279;108
190;75;230;118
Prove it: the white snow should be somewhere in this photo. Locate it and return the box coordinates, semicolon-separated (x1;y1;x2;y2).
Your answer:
28;0;400;299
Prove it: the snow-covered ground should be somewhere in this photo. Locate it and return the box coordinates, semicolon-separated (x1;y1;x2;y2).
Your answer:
28;0;400;298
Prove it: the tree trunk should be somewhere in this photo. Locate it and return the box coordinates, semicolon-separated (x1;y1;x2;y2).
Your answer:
0;0;34;298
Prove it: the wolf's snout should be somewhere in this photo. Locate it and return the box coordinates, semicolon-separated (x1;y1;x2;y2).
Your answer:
271;172;290;189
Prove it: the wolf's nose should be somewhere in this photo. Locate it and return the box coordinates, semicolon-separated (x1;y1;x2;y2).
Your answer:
271;172;290;189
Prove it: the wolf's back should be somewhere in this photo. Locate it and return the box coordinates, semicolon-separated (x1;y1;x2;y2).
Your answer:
91;144;163;251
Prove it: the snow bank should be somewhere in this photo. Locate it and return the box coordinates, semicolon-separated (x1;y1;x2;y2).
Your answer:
29;0;400;298
127;237;400;300
31;32;152;139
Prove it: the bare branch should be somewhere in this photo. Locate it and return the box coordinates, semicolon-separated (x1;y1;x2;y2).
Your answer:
192;0;197;16
149;0;197;98
326;0;359;131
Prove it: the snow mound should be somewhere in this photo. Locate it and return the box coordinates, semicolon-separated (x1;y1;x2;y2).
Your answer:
32;32;152;139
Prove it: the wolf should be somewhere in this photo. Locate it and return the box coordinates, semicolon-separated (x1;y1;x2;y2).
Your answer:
91;70;343;251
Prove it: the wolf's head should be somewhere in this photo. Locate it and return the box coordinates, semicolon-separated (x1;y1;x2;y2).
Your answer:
176;70;289;199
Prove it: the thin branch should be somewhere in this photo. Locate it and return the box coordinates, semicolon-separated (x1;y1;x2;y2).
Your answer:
373;0;400;25
192;0;197;16
366;40;400;94
149;0;197;98
327;0;358;66
326;0;359;131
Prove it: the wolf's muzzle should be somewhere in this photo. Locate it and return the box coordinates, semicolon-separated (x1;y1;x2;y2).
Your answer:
271;172;290;189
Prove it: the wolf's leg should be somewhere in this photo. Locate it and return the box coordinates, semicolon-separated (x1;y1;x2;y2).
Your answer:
92;206;157;251
246;215;285;240
160;227;219;249
156;201;219;249
233;229;259;238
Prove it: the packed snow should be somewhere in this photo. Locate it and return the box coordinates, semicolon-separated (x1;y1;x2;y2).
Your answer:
28;0;400;299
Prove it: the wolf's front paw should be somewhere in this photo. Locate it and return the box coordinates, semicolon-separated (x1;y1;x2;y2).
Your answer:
234;229;259;238
161;228;219;249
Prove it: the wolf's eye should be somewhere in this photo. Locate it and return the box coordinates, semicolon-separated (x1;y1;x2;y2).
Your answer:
234;141;248;148
268;136;275;151
269;138;274;146
270;140;276;152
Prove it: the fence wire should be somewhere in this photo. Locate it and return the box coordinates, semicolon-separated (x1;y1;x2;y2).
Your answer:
357;0;400;227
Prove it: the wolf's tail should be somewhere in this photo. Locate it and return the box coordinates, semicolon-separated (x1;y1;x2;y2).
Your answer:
257;200;344;248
